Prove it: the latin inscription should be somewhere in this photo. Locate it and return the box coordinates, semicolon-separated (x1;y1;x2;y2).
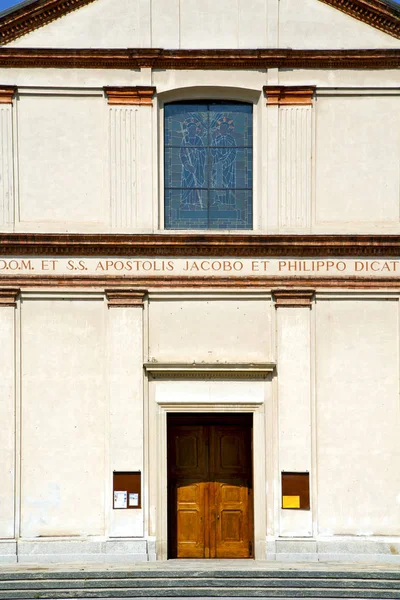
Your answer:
0;257;399;277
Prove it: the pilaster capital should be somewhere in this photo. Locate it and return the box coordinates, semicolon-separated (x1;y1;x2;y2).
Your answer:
0;86;17;104
273;289;315;308
106;289;147;308
264;86;316;106
104;86;156;106
0;288;20;307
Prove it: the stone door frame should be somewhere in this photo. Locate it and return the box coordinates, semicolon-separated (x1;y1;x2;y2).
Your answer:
148;380;267;560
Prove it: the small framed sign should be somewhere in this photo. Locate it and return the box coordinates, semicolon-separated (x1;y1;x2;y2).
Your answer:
114;491;128;509
281;472;310;510
129;493;139;507
113;472;141;509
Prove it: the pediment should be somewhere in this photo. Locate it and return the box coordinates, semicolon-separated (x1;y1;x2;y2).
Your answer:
0;0;399;49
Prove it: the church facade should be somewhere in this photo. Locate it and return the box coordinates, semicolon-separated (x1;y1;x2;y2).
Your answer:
0;0;399;564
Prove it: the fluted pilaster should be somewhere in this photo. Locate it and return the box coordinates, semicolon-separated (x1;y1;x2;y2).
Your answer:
109;107;137;228
265;86;315;231
0;87;16;229
279;106;312;229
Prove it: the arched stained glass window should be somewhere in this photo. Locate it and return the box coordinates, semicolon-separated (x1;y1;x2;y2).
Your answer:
164;101;253;230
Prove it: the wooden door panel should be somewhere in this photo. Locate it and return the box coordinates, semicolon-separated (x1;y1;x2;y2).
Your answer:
168;421;253;559
169;426;208;479
176;480;206;558
214;480;252;558
211;426;250;478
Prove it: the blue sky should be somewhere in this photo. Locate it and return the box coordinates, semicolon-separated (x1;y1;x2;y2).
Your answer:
0;0;26;10
0;0;399;13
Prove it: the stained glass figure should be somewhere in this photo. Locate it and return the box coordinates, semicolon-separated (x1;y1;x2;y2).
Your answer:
211;116;237;207
179;118;206;209
164;102;252;230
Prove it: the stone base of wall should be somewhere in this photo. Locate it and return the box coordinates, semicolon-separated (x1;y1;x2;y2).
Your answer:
266;538;400;563
0;539;150;564
1;537;399;564
0;541;17;564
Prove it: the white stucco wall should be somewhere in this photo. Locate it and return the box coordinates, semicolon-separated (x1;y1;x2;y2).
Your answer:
5;0;400;49
16;93;107;231
148;296;273;363
279;0;400;49
8;0;144;49
316;298;400;536
20;297;106;538
0;306;15;539
315;95;400;228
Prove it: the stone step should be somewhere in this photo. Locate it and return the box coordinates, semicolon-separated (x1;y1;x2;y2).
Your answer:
1;569;399;599
1;587;400;599
0;577;399;590
1;570;400;580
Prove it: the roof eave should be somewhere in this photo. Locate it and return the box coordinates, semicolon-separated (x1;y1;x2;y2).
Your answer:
0;0;97;46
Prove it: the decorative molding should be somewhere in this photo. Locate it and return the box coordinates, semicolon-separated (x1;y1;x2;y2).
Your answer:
318;0;400;40
0;0;97;45
0;288;19;306
0;49;398;70
264;86;316;106
144;362;276;379
2;234;400;257
106;289;146;308
0;276;399;290
0;86;16;104
104;87;156;106
273;289;315;308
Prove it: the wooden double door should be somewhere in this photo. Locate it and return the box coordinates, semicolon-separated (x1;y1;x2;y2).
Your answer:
167;415;253;559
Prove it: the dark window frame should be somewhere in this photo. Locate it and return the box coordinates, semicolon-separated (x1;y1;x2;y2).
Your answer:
164;100;253;230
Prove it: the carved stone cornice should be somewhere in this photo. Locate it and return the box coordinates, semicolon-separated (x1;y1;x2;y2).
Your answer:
2;233;400;258
0;86;17;104
0;0;97;45
0;276;399;290
0;49;398;70
104;86;156;106
264;86;316;106
319;0;400;40
106;289;146;308
274;289;315;308
0;288;19;307
144;362;276;379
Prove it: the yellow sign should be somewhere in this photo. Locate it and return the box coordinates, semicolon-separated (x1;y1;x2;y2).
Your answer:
282;495;300;509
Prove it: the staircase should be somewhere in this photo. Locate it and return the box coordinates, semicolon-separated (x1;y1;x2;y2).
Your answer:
0;567;399;599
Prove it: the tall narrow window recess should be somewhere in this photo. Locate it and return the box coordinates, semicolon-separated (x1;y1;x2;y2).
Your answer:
164;101;253;230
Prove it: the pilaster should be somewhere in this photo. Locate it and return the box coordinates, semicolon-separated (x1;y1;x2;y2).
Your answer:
266;0;279;48
265;86;315;231
274;289;314;538
106;289;146;538
105;87;156;231
0;87;16;230
265;71;280;232
0;288;19;540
